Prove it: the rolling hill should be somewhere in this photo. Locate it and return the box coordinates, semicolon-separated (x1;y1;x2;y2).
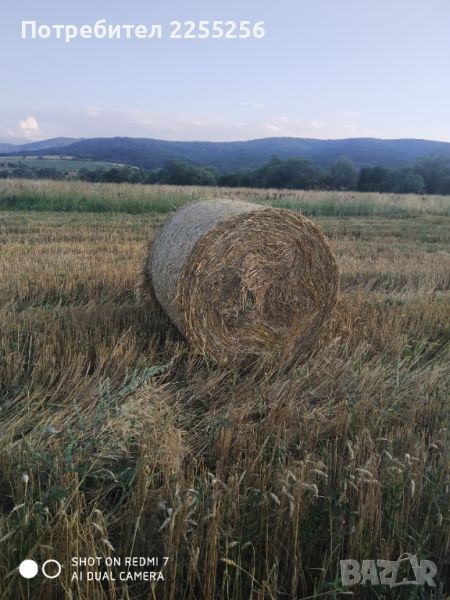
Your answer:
0;137;79;154
2;136;450;171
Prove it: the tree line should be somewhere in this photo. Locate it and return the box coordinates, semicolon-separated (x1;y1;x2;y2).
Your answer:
2;153;450;194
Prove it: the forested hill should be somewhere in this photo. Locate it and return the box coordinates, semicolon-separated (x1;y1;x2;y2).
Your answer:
0;138;79;154
4;136;450;170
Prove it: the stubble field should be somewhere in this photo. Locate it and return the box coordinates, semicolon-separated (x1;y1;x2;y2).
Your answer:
0;179;449;599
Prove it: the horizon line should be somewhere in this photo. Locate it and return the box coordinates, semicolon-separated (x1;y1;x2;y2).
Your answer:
3;134;450;146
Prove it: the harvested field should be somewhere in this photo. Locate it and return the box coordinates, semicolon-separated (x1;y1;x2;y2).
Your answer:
0;181;449;599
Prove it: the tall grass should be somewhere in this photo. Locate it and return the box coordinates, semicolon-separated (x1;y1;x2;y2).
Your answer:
0;179;191;214
1;178;450;216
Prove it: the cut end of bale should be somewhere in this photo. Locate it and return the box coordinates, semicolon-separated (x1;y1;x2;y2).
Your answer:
149;199;339;366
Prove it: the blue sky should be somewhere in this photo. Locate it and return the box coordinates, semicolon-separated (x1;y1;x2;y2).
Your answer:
2;0;450;142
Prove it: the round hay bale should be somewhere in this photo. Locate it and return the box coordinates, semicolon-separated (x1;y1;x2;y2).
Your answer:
148;198;339;365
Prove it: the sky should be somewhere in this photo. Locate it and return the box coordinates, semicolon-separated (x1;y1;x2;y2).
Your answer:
1;0;450;143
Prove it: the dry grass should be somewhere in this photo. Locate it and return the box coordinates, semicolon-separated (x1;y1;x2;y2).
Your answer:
0;183;449;599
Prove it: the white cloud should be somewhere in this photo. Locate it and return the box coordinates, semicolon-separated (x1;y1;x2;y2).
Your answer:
339;109;362;118
240;101;266;109
19;115;41;139
86;106;100;117
310;120;325;129
264;123;281;132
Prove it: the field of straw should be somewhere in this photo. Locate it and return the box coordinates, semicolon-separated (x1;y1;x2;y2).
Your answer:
0;179;449;599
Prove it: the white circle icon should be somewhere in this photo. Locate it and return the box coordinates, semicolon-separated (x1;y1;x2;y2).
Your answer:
42;559;62;579
19;559;38;579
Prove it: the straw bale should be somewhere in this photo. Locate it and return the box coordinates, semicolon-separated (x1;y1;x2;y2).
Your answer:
148;198;339;365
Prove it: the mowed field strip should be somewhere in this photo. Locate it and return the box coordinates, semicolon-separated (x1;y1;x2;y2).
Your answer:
0;180;449;599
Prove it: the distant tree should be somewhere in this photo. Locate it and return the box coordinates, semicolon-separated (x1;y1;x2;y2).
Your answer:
159;160;217;186
217;171;242;187
78;167;95;181
118;166;145;184
329;156;359;190
236;169;255;188
252;156;323;190
203;166;220;185
102;168;125;183
77;167;108;182
415;154;450;194
383;167;425;194
145;169;161;184
35;168;65;180
357;166;392;192
160;160;192;184
11;149;450;196
259;156;285;188
285;158;323;189
437;174;450;194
